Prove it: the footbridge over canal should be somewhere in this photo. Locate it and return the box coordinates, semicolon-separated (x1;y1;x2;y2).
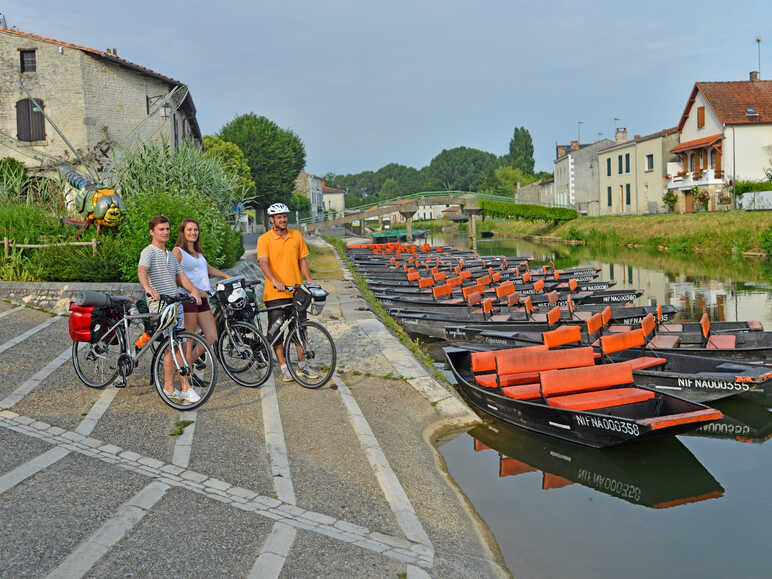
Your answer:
299;191;504;233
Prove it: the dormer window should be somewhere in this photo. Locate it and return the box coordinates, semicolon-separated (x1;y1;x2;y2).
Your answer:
20;50;36;72
745;107;760;118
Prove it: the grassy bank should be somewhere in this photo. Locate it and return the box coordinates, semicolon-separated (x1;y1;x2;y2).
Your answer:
550;211;771;256
324;235;450;384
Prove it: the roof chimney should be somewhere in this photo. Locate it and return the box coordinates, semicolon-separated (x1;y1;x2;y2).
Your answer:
615;128;628;143
750;70;759;81
570;140;579;152
556;145;566;157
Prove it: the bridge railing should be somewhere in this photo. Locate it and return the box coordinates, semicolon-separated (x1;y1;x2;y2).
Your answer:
298;190;575;225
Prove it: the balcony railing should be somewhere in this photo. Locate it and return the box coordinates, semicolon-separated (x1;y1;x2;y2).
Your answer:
667;168;724;188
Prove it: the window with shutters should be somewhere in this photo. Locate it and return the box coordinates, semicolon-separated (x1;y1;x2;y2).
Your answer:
606;157;611;176
607;186;612;206
16;98;46;142
625;183;631;205
645;153;654;171
625;153;630;173
618;155;623;174
20;50;36;72
697;106;705;128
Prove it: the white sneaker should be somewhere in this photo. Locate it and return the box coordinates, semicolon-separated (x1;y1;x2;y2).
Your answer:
298;365;321;380
279;369;294;383
180;388;201;404
164;388;182;400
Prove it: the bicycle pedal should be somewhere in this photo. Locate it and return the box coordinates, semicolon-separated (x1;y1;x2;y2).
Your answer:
116;378;127;389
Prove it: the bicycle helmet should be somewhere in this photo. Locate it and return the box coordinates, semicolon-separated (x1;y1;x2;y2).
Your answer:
157;302;179;331
227;286;247;310
267;202;290;216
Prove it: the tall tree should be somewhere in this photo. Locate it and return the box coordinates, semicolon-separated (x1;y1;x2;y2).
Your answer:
509;126;535;175
219;114;306;210
202;135;255;203
427;147;498;191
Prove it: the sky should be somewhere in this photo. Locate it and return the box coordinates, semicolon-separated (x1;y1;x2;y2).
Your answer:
3;0;770;176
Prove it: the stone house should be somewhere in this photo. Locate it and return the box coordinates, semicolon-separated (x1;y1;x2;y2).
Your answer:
598;127;679;215
515;178;555;206
665;73;772;212
553;138;614;216
293;171;324;218
322;182;345;216
0;26;201;175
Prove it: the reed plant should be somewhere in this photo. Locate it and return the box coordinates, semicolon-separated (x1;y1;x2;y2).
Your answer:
116;139;247;214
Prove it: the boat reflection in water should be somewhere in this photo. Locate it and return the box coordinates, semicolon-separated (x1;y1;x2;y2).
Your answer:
469;418;724;509
684;396;772;444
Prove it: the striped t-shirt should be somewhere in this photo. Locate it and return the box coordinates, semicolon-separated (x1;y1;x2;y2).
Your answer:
138;245;181;308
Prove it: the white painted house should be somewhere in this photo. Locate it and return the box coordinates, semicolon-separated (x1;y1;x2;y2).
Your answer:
666;74;772;212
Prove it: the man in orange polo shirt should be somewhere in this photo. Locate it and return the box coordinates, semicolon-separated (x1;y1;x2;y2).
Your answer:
257;202;316;382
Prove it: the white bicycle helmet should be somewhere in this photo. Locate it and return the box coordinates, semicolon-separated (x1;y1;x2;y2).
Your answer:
157;302;179;331
267;202;290;215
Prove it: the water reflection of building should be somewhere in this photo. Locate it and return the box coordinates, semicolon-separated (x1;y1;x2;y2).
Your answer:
593;262;772;324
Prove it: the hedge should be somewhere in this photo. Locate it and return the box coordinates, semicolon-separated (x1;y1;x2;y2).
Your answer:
480;200;577;223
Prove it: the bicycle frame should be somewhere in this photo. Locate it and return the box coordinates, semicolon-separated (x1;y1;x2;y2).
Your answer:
97;303;190;376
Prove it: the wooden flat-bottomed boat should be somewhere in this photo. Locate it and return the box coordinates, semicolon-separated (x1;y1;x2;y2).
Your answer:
443;345;723;447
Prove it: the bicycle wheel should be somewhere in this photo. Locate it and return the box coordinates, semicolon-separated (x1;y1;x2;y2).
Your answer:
72;329;125;388
153;331;217;410
284;320;337;389
216;321;273;388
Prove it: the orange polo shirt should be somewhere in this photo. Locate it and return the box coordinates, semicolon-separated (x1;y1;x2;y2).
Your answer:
257;227;309;302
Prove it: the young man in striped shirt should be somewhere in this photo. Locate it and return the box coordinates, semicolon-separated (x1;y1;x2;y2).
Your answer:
138;215;204;403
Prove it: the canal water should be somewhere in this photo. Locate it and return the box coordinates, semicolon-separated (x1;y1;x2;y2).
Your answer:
426;233;772;578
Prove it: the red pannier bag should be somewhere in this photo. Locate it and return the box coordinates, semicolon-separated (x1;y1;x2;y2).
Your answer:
68;304;113;342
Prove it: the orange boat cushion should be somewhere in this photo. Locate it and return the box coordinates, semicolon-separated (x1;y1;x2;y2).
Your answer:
547;306;562;326
548;387;655;411
497;346;596;376
606;325;632;333
568;278;578;291
418;277;433;288
601;306;612;325
600;328;646;354
647;334;681;349
707;334;737;349
542;325;582;348
496;282;515;299
539;361;633;397
470;344;549;373
432;285;453;299
586;313;603;336
641;313;656;338
500;383;542;400
700;313;711;339
627;356;667;370
748;320;762;331
533;280;545;293
476;373;539;389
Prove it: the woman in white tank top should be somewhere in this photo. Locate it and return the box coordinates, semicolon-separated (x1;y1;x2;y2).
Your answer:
173;219;230;354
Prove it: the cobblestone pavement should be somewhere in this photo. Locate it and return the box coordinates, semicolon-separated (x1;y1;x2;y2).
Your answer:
0;242;508;578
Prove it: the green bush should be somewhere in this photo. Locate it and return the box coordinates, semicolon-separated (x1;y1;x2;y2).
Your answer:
221;225;245;267
116;189;230;282
734;180;772;196
0;202;66;243
761;226;772;257
29;235;124;281
480;200;577;223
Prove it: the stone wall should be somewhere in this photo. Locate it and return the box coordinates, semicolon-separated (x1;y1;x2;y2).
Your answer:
0;261;262;315
0;30;88;166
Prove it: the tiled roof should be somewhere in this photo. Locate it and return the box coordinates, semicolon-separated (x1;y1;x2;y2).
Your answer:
1;26;179;84
670;133;722;153
1;26;201;140
322;183;345;194
678;81;772;130
599;127;679;153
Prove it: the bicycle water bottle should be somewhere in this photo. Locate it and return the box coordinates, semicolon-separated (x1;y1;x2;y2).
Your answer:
135;332;151;349
268;316;284;337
